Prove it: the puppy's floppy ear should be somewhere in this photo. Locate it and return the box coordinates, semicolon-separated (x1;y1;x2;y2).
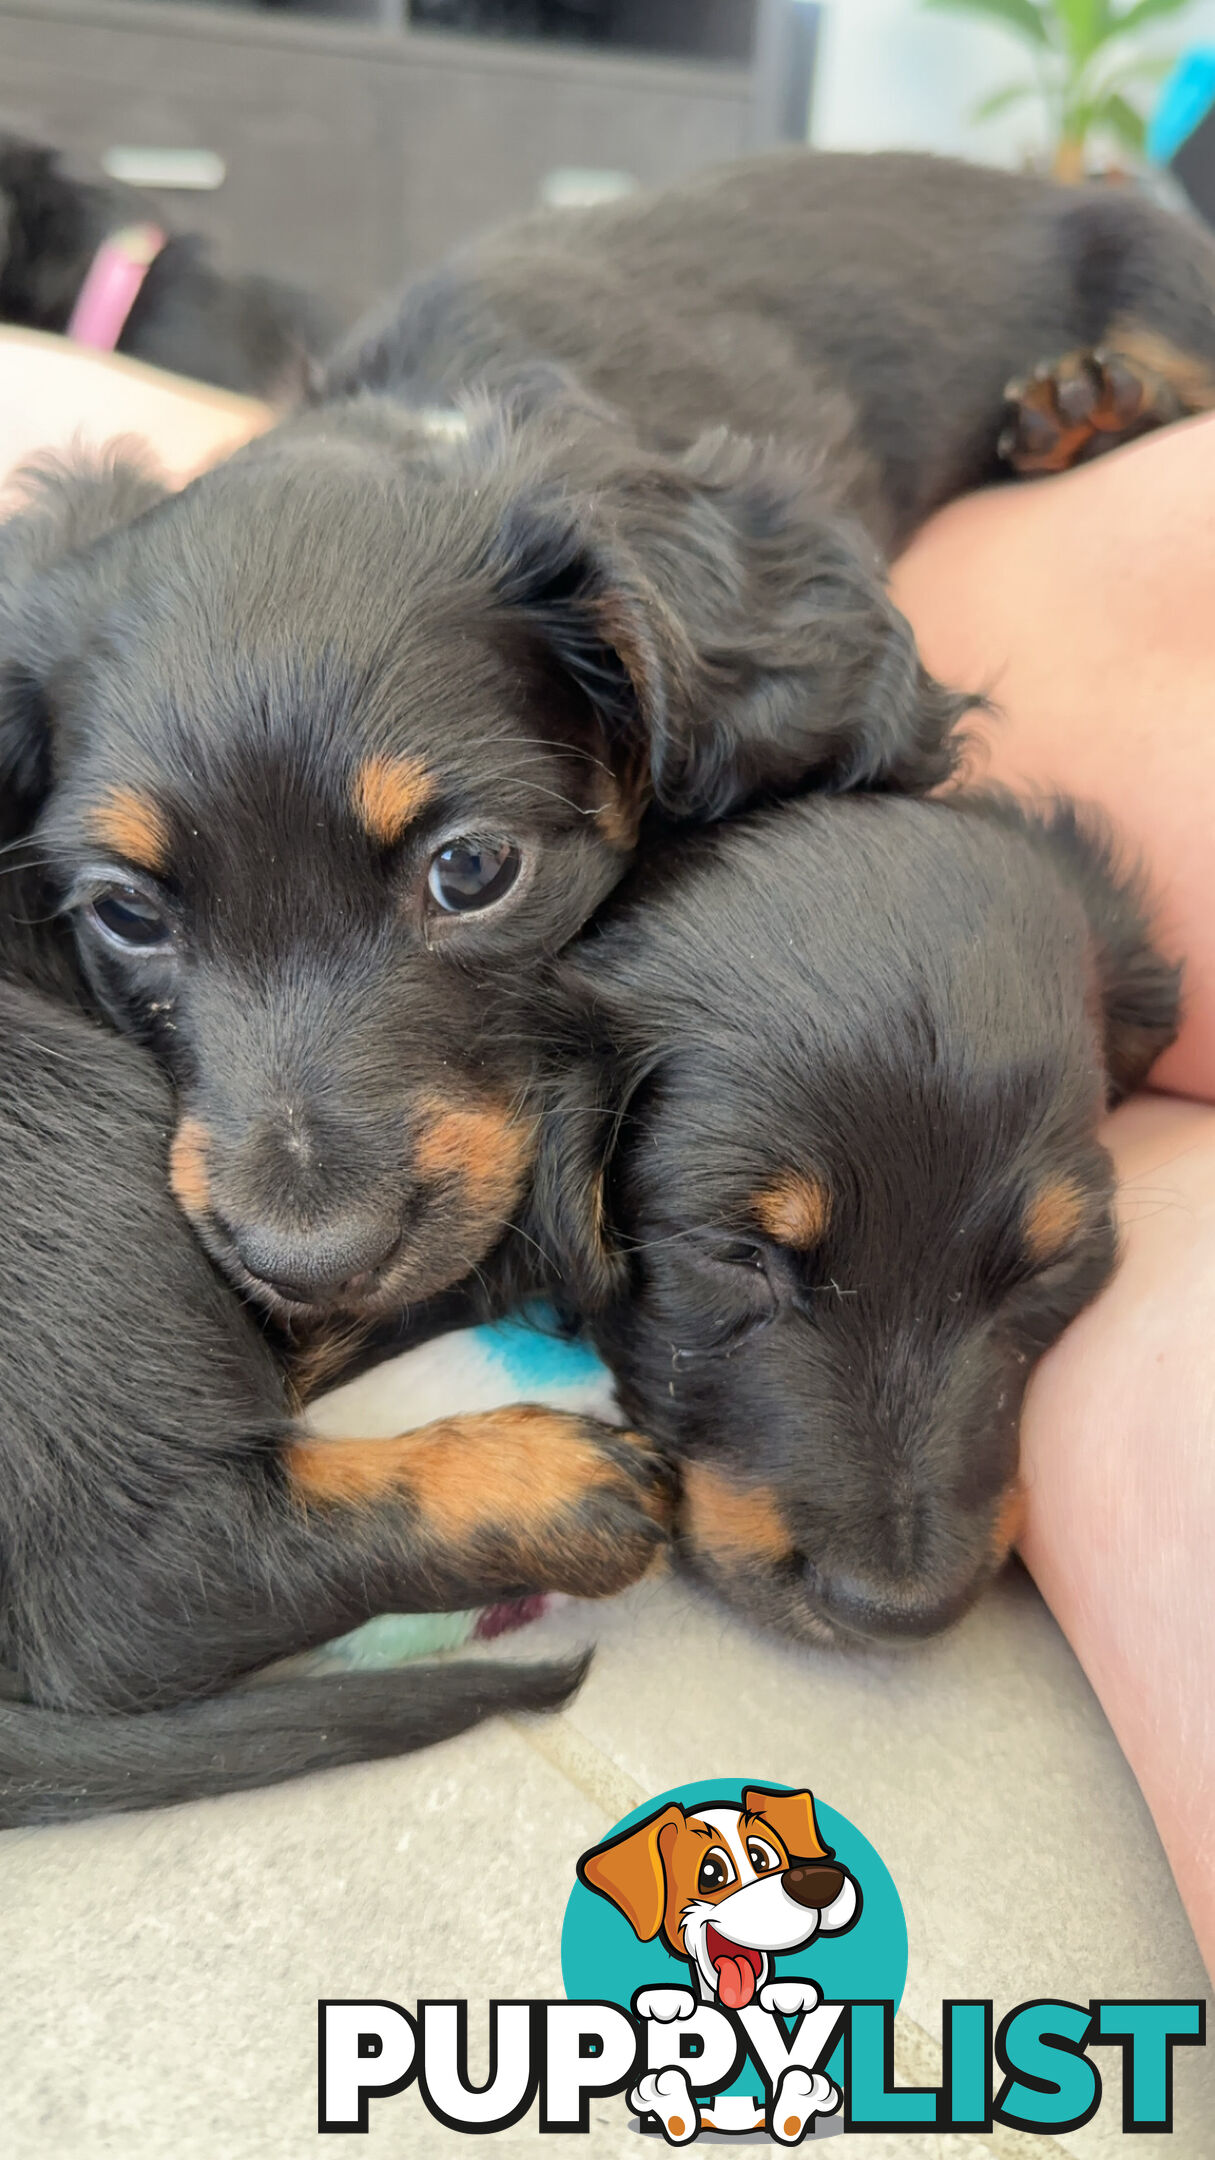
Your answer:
486;413;972;822
0;449;168;822
527;1052;633;1314
1036;800;1182;1103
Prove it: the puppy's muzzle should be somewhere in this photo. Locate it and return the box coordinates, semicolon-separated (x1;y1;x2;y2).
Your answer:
224;1215;402;1306
783;1861;845;1910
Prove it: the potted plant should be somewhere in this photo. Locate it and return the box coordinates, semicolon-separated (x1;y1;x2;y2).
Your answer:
923;0;1196;177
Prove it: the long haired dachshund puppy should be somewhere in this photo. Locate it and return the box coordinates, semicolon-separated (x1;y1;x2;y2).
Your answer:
521;793;1179;1645
5;149;1215;1317
0;419;964;1327
0;885;670;1827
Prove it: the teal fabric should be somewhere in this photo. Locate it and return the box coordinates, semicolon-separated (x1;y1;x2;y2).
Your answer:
315;1610;480;1669
475;1305;611;1392
1148;51;1215;166
302;1312;611;1669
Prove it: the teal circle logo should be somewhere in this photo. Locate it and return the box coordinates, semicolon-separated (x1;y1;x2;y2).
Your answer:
561;1778;906;2111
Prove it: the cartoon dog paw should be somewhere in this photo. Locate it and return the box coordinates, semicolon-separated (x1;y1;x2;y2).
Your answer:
758;1977;822;2017
629;2066;699;2144
770;2065;841;2144
635;1985;697;2023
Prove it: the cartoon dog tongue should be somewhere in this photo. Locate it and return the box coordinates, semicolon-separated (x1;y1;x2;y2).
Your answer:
709;1934;761;2009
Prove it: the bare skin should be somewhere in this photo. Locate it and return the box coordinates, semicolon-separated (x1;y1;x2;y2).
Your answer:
2;334;1211;1968
0;328;269;502
893;412;1215;1104
894;424;1215;1974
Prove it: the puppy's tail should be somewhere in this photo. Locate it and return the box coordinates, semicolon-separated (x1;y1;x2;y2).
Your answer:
0;1655;587;1827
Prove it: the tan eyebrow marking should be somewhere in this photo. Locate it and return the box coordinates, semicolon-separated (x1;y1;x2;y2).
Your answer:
351;753;436;846
86;786;169;872
752;1172;832;1249
1024;1177;1087;1266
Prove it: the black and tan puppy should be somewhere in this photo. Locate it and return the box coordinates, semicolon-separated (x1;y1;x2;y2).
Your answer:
0;875;670;1827
521;792;1180;1645
5;150;1213;1323
0;131;329;399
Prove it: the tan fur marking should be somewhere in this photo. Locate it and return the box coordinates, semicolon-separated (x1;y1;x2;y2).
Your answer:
351;753;436;845
1106;323;1215;413
1024;1177;1087;1266
285;1405;662;1541
991;1481;1026;1565
681;1462;793;1567
414;1098;537;1220
593;782;643;853
87;786;169;871
169;1115;212;1218
753;1172;832;1250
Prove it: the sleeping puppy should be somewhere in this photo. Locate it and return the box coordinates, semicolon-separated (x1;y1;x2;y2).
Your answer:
520;792;1180;1644
7;147;1215;1324
0;131;330;399
0;875;670;1827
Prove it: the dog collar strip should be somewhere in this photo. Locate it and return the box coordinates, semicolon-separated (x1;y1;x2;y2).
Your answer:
66;222;168;351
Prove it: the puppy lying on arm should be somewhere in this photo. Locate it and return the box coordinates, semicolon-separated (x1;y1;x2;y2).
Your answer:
522;791;1180;1643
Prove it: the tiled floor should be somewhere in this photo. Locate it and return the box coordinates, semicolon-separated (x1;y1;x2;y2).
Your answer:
3;1563;1210;2159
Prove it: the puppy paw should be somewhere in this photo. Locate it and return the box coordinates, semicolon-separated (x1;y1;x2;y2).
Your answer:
999;347;1185;475
635;1985;697;2022
629;2066;698;2143
770;2065;840;2144
759;1976;821;2017
538;1419;674;1598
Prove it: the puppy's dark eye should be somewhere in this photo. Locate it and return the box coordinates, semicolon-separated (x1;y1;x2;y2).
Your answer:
87;884;171;950
715;1240;767;1270
427;838;520;914
698;1849;734;1894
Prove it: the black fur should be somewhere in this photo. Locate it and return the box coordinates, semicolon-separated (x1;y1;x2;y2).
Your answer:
0;149;1200;1812
0;131;331;399
8;145;1212;1326
517;792;1181;1645
0;878;667;1826
330;148;1215;553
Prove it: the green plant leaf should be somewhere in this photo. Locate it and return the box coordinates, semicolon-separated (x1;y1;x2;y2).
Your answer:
1053;0;1109;65
922;0;1052;48
1113;0;1195;34
1097;88;1150;147
971;79;1042;118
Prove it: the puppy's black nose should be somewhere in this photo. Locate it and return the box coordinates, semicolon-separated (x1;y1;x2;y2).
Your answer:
809;1562;977;1643
783;1862;845;1910
228;1219;400;1303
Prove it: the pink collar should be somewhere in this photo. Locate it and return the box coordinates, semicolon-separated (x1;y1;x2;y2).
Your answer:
66;221;167;351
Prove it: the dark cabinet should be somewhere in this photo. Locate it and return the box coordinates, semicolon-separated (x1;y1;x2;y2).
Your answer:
0;0;813;325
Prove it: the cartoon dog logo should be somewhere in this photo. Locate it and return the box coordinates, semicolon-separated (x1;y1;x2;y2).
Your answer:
578;1786;860;2140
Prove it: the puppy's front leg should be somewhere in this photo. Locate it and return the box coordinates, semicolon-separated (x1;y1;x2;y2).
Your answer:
283;1403;673;1607
12;1406;672;1715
